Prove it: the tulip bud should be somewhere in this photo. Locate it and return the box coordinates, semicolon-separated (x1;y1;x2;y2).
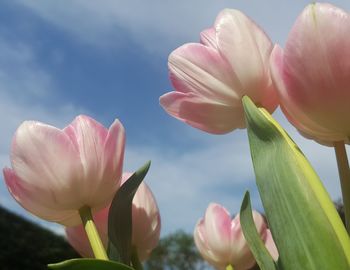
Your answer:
3;115;125;226
66;173;161;261
270;3;350;145
194;203;278;270
160;9;278;134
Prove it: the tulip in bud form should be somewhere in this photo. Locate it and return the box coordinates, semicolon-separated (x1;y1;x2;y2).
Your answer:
270;3;350;145
3;115;125;226
160;9;278;134
66;173;161;261
194;203;278;270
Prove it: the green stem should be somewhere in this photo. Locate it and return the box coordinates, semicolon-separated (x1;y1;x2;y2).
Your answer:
334;141;350;234
226;264;234;270
131;247;143;270
79;206;108;260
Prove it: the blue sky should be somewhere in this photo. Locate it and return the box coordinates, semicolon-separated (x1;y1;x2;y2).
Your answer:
0;0;349;236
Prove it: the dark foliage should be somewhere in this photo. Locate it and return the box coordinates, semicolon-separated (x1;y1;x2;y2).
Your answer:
144;230;208;270
335;201;345;225
0;205;79;270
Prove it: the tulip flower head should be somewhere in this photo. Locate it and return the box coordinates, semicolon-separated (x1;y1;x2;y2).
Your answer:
66;173;161;261
270;3;350;145
3;115;125;226
160;9;278;134
194;203;278;270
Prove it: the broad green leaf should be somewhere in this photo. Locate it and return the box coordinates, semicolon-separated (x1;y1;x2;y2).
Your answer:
48;258;134;270
242;96;350;269
240;191;277;270
107;161;151;264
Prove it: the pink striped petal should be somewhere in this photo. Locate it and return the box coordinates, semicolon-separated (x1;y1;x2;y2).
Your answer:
271;4;350;144
92;119;125;208
200;28;218;49
64;115;107;184
194;218;225;268
161;9;278;135
5;115;125;226
10;121;84;209
4;168;80;226
229;211;264;270
194;204;271;270
132;181;161;261
270;45;348;144
160;91;245;134
215;9;273;99
168;43;242;104
204;203;232;259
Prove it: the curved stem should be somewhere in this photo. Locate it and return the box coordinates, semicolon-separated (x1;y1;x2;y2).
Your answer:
226;265;234;270
334;141;350;234
131;247;143;270
79;206;108;260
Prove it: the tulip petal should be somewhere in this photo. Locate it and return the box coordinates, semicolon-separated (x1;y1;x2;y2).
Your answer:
204;204;232;259
65;225;92;258
91;119;125;208
10;121;84;209
160;91;245;133
270;45;348;144
229;211;266;270
200;28;218;49
64;115;109;205
103;119;125;184
215;9;273;98
273;4;350;143
4;168;80;225
64;115;107;175
132;182;161;261
194;218;224;268
168;43;242;104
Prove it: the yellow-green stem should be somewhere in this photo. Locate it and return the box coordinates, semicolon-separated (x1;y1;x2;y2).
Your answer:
226;264;234;270
79;206;108;260
334;141;350;234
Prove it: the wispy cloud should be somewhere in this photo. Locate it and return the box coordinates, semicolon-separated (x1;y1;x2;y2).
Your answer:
14;0;350;55
11;0;256;54
0;37;53;99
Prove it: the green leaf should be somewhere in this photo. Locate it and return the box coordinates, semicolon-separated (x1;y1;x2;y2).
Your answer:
240;191;277;270
107;161;151;264
48;258;134;270
242;96;350;269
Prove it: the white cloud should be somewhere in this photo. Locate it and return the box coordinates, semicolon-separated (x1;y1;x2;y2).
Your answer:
13;0;350;56
0;37;53;99
15;0;229;53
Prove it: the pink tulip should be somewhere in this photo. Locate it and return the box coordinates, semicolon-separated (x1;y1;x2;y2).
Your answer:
160;9;278;134
66;173;161;261
194;203;278;270
270;3;350;144
3;115;125;226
